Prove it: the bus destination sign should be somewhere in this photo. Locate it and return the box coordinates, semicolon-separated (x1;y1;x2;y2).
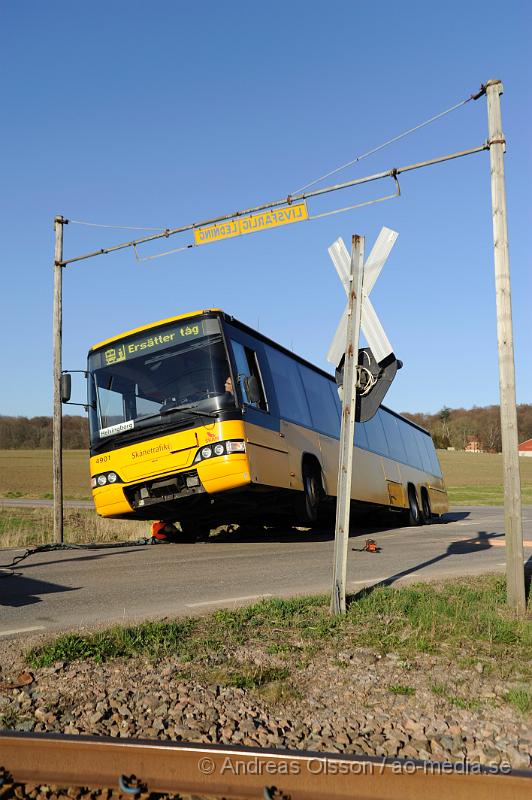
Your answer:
91;318;220;369
193;202;308;246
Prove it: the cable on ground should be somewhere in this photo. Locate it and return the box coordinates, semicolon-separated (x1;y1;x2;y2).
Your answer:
0;538;152;578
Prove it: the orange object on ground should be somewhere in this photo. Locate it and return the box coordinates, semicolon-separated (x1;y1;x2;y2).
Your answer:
352;538;381;553
151;521;178;541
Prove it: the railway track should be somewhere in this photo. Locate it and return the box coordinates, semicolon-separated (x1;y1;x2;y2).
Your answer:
0;732;530;799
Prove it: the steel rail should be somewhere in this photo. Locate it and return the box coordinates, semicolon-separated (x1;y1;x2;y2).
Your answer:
59;143;488;267
0;732;529;799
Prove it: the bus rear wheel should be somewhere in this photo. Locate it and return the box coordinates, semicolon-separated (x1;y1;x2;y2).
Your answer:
405;486;422;526
420;490;432;524
295;463;322;526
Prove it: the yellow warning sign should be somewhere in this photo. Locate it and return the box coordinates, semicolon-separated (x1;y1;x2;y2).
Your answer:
194;202;308;245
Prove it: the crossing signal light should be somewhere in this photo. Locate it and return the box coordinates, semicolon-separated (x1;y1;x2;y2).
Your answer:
335;347;402;423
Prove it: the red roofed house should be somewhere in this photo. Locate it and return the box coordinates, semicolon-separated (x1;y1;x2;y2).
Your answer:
518;439;532;457
465;435;483;453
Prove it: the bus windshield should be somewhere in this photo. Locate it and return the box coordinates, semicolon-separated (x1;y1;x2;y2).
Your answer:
87;317;235;446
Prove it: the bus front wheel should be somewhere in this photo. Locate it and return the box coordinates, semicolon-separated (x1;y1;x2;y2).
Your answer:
178;521;211;541
295;464;322;526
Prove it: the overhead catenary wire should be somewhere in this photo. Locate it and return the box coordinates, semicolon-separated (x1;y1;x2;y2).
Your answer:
68;220;169;232
58;142;488;267
61;84;487;252
291;90;482;196
133;242;195;261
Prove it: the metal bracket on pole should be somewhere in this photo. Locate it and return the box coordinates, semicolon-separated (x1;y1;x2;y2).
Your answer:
330;235;365;615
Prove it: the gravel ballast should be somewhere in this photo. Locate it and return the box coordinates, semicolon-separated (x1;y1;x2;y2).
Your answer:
1;636;530;772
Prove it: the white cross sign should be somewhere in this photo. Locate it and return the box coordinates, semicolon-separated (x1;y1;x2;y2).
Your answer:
327;226;398;366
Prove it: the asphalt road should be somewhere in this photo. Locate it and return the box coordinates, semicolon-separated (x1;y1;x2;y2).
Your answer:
1;507;531;640
0;498;93;509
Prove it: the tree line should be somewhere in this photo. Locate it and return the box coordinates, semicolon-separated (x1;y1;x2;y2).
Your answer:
0;405;531;451
401;404;532;452
0;416;88;449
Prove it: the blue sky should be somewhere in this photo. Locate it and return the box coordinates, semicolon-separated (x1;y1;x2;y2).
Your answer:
1;1;530;418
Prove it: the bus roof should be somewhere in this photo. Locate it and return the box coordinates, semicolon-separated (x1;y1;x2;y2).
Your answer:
89;309;221;351
89;308;431;437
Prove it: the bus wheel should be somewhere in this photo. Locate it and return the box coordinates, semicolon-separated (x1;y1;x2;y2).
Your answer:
179;521;210;541
406;486;422;526
420;490;432;524
296;464;322;526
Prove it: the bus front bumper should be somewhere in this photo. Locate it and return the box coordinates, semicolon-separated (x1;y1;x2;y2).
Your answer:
92;454;251;517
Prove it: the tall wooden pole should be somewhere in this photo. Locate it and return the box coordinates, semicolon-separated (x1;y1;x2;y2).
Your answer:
486;80;525;614
53;216;64;544
330;235;364;615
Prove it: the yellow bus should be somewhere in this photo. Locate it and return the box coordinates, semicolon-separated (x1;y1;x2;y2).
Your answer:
87;308;448;535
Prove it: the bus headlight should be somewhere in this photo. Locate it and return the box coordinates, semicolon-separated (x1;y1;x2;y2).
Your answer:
91;470;123;488
225;440;246;453
193;440;246;463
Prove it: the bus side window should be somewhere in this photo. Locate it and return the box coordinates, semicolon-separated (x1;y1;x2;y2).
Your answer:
298;364;340;438
380;409;407;463
355;421;369;449
231;341;268;411
364;410;389;456
398;419;424;470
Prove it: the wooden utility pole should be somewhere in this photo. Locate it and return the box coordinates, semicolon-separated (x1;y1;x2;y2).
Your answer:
486;80;525;614
53;216;64;544
330;235;364;615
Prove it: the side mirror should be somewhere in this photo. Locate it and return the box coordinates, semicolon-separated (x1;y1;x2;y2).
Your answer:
244;375;261;405
60;373;72;403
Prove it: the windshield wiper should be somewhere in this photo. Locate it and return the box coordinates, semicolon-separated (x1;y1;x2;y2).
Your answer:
91;432;131;451
137;403;220;424
91;405;222;451
162;404;220;419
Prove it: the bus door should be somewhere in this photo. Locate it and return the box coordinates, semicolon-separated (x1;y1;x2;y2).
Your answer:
225;329;289;489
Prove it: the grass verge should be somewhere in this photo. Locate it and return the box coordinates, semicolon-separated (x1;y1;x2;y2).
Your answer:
448;484;532;506
505;688;532;714
27;576;531;707
0;507;147;548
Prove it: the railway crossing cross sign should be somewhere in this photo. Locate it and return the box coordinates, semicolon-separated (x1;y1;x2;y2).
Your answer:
327;226;398;367
328;229;399;615
327;226;401;423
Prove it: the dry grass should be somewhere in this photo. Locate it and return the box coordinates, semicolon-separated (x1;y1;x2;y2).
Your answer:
0;506;148;549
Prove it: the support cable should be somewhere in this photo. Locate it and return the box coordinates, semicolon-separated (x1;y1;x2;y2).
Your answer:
292;90;484;196
68;220;168;232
